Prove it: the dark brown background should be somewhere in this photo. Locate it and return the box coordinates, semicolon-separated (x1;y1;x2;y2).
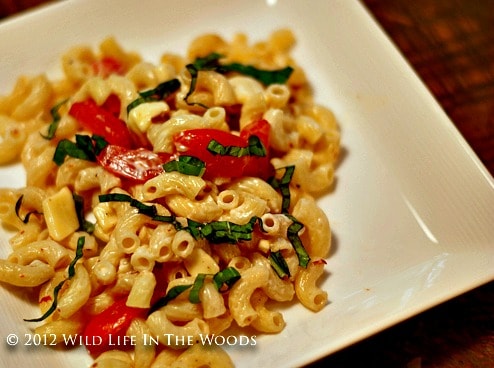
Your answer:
1;1;493;367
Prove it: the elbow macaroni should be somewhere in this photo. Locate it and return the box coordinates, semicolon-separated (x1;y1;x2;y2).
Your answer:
0;29;339;367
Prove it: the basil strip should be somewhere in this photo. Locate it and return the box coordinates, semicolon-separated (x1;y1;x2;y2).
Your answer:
148;284;192;315
72;194;95;234
99;193;157;216
53;134;108;166
149;267;241;314
207;135;266;158
269;251;290;278
221;63;294;85
25;237;85;322
184;52;293;106
268;165;295;213
212;267;241;290
14;195;40;224
127;78;180;114
163;156;206;176
188;273;206;304
199;217;258;244
286;215;310;268
68;236;85;278
99;194;183;230
99;194;264;244
41;99;68;140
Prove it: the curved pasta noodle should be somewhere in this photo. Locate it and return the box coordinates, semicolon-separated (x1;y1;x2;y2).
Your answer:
292;194;331;258
91;350;134;368
8;239;71;269
295;260;328;312
250;289;285;333
228;264;270;327
0;260;54;287
127;318;156;368
170;343;234;368
57;263;91;318
146;310;209;349
143;172;206;201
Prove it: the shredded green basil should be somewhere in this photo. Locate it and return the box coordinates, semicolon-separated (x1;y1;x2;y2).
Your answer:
198;217;258;244
286;215;310;268
184;52;293;106
148;284;192;315
24;237;85;322
98;193;181;227
207;135;266;158
268;165;295;213
222;62;294;85
163;156;206;176
99;192;309;271
213;267;241;290
72;194;95;234
127;78;180;114
98;194;265;244
188;273;206;304
53;134;108;166
269;251;291;278
149;267;241;314
14;195;41;224
41;99;68;140
184;53;222;107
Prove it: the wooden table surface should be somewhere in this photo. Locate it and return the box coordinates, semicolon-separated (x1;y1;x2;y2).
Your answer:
1;1;493;367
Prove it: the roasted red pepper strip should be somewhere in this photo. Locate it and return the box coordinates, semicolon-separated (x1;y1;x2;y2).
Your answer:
97;145;172;183
82;298;146;356
69;98;133;147
174;119;272;180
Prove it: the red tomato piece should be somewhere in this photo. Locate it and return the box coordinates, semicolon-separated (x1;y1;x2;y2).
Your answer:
92;57;124;78
240;119;270;147
83;298;146;357
97;145;172;182
239;119;272;178
69;99;133;147
173;119;272;180
173;129;246;179
100;94;121;118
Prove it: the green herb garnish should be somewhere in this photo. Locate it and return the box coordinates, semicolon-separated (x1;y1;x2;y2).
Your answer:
207;135;266;158
53;134;108;166
148;284;192;315
127;78;180;114
99;192;309;270
286;215;310;268
14;195;41;224
184;52;293;106
149;267;241;314
72;193;95;234
188;273;206;304
268;165;295;213
24;237;85;322
163;156;206;176
269;251;291;278
41;99;68;140
98;194;266;244
213;267;241;290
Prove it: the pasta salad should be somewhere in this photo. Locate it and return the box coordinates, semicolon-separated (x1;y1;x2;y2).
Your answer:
0;29;340;367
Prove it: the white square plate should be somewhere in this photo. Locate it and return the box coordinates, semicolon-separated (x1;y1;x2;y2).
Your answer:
1;1;493;367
